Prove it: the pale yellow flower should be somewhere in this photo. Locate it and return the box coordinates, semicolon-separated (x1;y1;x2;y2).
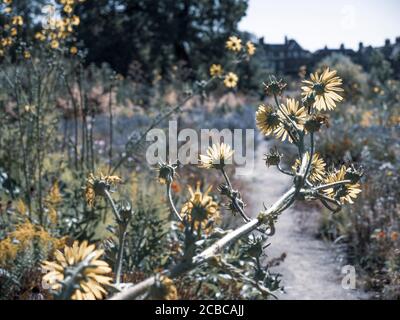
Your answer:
226;36;242;52
256;104;280;136
180;182;220;232
199;143;234;169
246;41;256;55
302;68;344;111
292;152;326;183
209;64;223;77
274;98;307;142
323;166;362;204
223;72;238;88
11;15;23;26
42;241;112;300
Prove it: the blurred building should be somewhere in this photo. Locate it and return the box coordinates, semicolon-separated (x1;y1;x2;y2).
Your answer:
259;36;400;77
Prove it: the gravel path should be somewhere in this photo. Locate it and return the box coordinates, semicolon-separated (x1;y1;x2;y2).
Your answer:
238;139;366;300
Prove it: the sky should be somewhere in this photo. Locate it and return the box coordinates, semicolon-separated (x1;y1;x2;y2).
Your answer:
239;0;400;52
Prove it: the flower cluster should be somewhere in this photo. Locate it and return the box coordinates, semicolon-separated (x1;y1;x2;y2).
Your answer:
208;35;256;88
0;0;24;57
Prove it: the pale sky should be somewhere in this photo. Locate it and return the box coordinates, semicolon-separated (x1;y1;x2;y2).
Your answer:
239;0;400;51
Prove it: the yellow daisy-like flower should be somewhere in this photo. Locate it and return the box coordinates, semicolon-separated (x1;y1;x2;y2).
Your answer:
323;166;362;204
71;15;80;26
209;64;223;77
199;142;234;169
256;104;280;136
70;46;78;55
10;27;17;37
3;0;12;5
11;15;23;26
50;39;59;49
226;36;242;52
42;241;112;300
274;98;307;142
63;5;73;14
223;72;238;88
301;68;344;111
180;182;220;232
35;32;46;41
292;152;326;183
246;41;256;56
23;50;31;59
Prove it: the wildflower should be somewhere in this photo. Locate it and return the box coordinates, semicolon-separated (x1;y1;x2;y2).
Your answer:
3;0;12;5
199;142;234;169
223;72;238;88
0;49;4;57
292;152;326;183
323;166;362;204
11;15;23;26
180;182;220;231
226;36;242;52
85;173;122;207
46;181;62;206
263;147;282;167
50;40;59;49
35;32;46;41
256;104;280;136
4;7;12;13
70;46;78;55
274;98;307;142
150;276;178;300
63;5;73;14
10;27;17;37
246;41;256;55
42;241;112;300
391;232;399;242
23;50;31;59
301;68;344;111
71;15;80;26
209;64;223;77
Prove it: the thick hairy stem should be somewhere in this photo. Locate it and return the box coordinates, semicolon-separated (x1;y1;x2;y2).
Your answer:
115;226;127;285
314;180;352;191
220;167;250;222
109;187;296;300
304;132;314;180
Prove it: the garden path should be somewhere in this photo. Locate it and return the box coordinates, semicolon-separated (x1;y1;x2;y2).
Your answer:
238;139;367;300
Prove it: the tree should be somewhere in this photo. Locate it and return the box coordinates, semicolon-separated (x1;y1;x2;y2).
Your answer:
75;0;248;81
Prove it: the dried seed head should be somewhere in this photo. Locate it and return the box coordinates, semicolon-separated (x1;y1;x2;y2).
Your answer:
157;161;178;184
263;147;282;167
344;165;364;183
263;78;287;96
117;199;134;224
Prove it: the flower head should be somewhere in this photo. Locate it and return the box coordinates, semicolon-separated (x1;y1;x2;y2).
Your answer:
42;241;112;300
263;147;282;167
274;98;307;142
199;143;234;169
256;104;280;136
292;152;326;183
180;182;220;232
226;36;242;52
302;68;344;111
246;41;256;55
85;173;122;207
223;72;238;88
323;165;362;204
209;64;223;77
